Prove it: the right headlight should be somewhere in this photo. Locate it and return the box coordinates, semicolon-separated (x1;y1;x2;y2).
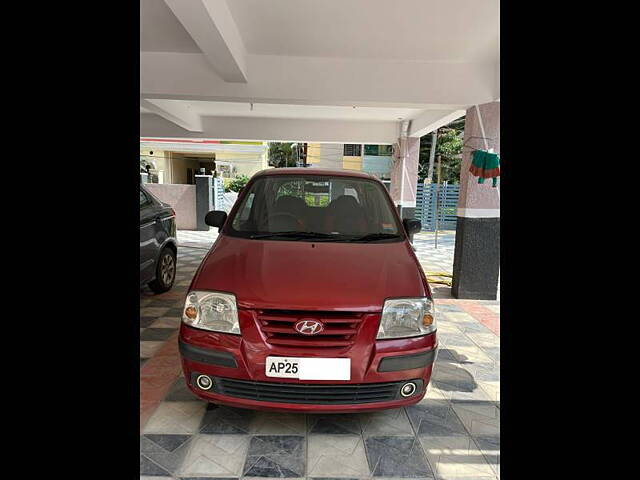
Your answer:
182;290;240;334
376;297;436;339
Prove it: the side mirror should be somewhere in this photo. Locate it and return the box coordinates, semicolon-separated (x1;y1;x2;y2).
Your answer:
205;210;227;231
403;218;422;236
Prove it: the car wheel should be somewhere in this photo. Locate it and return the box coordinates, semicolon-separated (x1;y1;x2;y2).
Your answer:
148;247;176;293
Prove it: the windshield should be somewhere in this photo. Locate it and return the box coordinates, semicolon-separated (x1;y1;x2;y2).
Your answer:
227;175;403;242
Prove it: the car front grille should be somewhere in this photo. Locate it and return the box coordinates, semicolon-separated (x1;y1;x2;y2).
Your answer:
256;310;365;348
212;377;402;404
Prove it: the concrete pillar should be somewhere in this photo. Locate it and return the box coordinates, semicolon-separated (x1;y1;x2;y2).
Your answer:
195;175;213;231
452;102;500;299
390;136;419;220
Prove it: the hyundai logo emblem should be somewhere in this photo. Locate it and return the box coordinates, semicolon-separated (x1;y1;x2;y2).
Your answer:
294;319;324;335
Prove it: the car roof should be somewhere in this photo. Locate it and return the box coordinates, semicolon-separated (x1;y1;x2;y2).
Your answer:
252;168;377;180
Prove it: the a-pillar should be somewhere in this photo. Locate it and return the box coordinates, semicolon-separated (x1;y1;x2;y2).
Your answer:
390;133;419;220
452;102;500;299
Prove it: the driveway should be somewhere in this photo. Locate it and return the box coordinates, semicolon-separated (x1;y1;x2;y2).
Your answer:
140;230;500;479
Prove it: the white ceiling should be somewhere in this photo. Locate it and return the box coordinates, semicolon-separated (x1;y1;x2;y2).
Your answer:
227;0;499;63
140;0;499;143
158;100;424;121
140;0;202;53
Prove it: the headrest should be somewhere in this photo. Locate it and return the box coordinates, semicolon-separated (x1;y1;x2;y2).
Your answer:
274;195;306;212
328;195;361;212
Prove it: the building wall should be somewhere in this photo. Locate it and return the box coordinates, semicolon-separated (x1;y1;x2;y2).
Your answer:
362;155;392;178
343;155;362;171
169;154;203;184
144;183;197;230
216;151;268;178
307;143;343;170
140;149;171;184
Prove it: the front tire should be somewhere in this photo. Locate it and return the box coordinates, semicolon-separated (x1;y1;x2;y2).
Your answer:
148;247;176;293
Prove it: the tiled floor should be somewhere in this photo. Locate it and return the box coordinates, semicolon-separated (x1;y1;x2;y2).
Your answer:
141;229;500;479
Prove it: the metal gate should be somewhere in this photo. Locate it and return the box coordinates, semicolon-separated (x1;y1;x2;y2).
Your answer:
415;182;459;231
213;177;225;211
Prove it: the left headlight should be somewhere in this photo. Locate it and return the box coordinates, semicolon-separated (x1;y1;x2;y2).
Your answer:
182;290;240;334
376;297;436;339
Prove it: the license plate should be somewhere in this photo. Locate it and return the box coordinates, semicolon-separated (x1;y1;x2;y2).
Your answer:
265;356;351;380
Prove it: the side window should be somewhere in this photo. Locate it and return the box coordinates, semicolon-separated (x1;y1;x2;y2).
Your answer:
140;190;152;209
237;193;255;222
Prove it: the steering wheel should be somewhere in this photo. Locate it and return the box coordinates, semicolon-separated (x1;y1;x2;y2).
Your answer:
267;212;304;230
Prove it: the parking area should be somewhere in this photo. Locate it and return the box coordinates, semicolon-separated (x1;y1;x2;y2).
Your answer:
140;230;500;479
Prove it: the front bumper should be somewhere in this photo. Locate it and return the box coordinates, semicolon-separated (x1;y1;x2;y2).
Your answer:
179;320;437;413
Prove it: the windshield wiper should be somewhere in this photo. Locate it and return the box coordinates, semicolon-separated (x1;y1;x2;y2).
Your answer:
249;231;338;240
341;233;402;242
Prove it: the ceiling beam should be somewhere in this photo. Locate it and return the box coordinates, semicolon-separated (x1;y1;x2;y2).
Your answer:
140;98;203;132
408;109;467;138
141;113;398;144
141;52;498;107
164;0;248;83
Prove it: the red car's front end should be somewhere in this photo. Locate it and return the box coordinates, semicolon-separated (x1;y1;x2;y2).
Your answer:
178;169;437;413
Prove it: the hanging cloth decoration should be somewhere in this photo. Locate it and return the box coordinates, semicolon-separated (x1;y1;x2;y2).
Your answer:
469;150;500;187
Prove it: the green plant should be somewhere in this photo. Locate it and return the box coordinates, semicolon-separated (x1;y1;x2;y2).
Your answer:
268;142;296;167
225;175;249;192
419;117;465;184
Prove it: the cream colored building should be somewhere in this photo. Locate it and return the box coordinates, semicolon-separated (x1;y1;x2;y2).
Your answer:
140;139;269;184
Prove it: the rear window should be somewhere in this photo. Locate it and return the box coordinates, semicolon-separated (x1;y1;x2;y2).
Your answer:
228;175;402;242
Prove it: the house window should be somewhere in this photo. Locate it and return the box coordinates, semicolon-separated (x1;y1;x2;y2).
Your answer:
343;144;362;156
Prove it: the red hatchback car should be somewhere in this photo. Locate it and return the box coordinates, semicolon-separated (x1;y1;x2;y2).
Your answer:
179;168;437;412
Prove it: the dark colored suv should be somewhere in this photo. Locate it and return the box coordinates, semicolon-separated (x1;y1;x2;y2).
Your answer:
139;185;178;293
178;168;435;413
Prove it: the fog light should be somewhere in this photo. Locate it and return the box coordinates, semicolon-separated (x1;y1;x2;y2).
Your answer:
196;374;212;390
400;382;417;397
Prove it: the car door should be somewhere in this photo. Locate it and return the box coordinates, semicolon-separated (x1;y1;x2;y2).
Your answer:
140;188;159;285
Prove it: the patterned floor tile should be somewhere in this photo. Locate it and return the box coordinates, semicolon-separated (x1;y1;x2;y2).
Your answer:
141;307;171;317
242;435;305;477
431;362;478;393
406;400;469;437
307;434;370;478
144;401;207;434
140;453;172;476
472;435;500;475
249;412;307;435
358;408;414;437
150;316;182;329
140;434;193;476
418;435;496;478
141;328;177;342
178;434;250;477
140;316;158;328
199;405;255;434
450;402;499;438
364;436;434;478
308;415;362;435
141;341;165;358
165;377;200;402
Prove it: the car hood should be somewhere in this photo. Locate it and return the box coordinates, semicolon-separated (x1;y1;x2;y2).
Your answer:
191;235;430;312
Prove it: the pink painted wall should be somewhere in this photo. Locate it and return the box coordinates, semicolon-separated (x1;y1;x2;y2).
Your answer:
458;101;500;211
144;183;197;230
